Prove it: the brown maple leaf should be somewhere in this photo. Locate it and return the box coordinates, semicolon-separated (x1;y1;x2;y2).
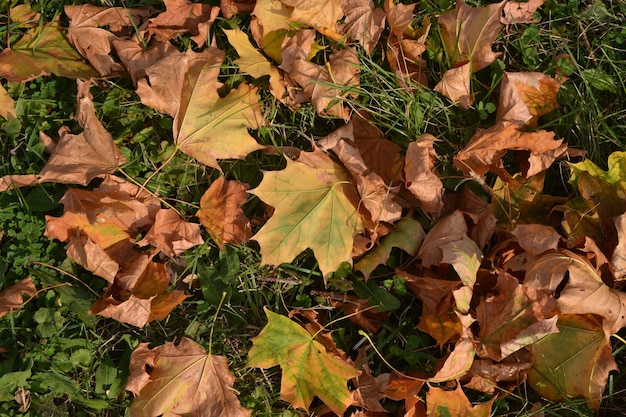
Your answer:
501;0;545;25
90;253;187;327
197;177;252;249
434;63;472;109
496;71;561;128
289;48;360;120
65;5;153;76
146;0;219;43
221;0;256;18
137;209;204;257
341;0;386;54
454;122;568;180
0;277;37;319
404;133;444;216
0;80;126;192
112;37;177;85
126;337;251;416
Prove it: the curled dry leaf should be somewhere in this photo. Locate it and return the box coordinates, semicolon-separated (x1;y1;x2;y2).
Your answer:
404;133;444;215
475;272;558;361
524;249;626;337
197;177;252;249
65;5;153;76
138;209;204;257
0;80;126;191
0;277;37;319
146;0;219;43
454;122;568;180
501;0;545;25
289;48;360;120
220;0;255;19
112;38;177;85
496;71;561;128
418;210;468;268
127;337;251;417
341;0;386;54
465;358;532;394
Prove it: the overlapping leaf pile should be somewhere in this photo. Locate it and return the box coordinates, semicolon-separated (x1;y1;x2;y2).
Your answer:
1;0;625;416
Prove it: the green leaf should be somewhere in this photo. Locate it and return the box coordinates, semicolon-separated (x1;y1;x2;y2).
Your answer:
580;68;618;93
251;152;363;279
352;280;401;312
0;17;97;82
0;369;31;401
247;308;359;415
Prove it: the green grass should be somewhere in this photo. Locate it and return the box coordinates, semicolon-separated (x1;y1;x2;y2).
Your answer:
0;0;626;416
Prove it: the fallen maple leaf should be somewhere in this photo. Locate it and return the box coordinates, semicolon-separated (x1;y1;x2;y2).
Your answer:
528;314;617;410
524;249;626;337
65;5;153;76
0;80;127;192
0;277;37;319
418;210;468;268
0;16;98;82
90;253;187;327
282;0;343;30
496;71;561;128
174;58;265;170
197;177;252;249
320;120;402;224
220;0;256;18
465;359;531;394
223;28;287;101
351;348;390;412
138;209;204;257
438;0;504;71
289;48;360;120
0;83;16;120
475;272;558;361
436;0;504;107
341;0;386;54
404;134;444;215
501;0;545;25
428;335;475;383
252;0;293;38
426;384;494;417
251;148;363;279
9;4;41;27
146;0;219;43
247;308;360;415
434;63;472;109
113;38;177;85
454;122;568;180
126;337;251;417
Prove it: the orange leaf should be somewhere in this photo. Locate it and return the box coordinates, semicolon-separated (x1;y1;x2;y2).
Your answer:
137;209;204;257
426;384;494;417
342;0;386;54
404;134;444;215
0;277;37;319
197;177;252;248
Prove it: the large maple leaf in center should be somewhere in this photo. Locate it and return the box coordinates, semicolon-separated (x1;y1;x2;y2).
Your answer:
250;149;362;278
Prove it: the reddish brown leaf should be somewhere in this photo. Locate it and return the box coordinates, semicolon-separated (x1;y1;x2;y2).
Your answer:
351;348;390;412
341;0;386;54
197;177;252;249
465;359;531;394
65;5;153;76
146;0;219;42
417;307;463;346
404;134;444;215
126;337;251;416
418;210;468;268
454;122;568;180
475;272;558;361
112;38;177;85
0;277;37;319
138;209;204;257
220;0;255;18
438;0;504;71
501;0;545;25
0;80;126;191
289;48;360;120
384;373;424;401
